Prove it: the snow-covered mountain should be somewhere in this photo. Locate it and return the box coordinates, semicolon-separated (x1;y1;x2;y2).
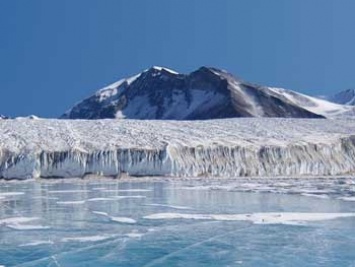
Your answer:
61;66;343;120
0;115;9;120
328;89;355;106
266;87;355;118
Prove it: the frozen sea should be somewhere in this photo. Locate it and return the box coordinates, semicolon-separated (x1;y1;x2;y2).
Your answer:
0;177;355;267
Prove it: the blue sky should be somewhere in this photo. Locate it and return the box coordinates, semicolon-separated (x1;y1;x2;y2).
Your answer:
1;0;355;117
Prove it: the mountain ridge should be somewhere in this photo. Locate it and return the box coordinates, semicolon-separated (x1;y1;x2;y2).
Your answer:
61;66;355;120
328;89;355;106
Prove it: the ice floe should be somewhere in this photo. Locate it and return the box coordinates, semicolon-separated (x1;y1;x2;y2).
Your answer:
0;217;39;224
61;235;114;243
6;224;50;230
92;210;136;224
110;217;136;224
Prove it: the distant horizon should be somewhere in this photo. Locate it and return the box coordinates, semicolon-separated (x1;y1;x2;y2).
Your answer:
1;0;355;117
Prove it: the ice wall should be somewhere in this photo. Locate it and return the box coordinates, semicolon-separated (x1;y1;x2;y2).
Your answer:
0;118;355;179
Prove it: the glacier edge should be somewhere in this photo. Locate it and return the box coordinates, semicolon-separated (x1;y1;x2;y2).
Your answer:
1;118;355;179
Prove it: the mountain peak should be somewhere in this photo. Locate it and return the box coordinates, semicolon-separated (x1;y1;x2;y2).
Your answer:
145;66;179;75
60;66;332;120
0;115;9;120
328;88;355;105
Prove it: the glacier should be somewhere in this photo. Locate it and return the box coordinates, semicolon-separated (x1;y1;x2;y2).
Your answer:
1;118;355;179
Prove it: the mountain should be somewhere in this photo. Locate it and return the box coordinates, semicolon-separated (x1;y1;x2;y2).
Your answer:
61;66;354;120
328;89;355;106
265;87;355;118
0;115;9;120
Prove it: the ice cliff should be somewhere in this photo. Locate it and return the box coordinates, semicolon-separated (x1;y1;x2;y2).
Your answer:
1;118;355;179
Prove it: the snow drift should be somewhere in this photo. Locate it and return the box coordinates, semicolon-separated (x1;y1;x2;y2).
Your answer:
1;118;355;179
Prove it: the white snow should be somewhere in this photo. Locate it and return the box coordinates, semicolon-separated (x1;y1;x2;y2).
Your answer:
100;189;152;192
92;211;109;217
48;190;90;194
15;115;41;120
146;204;193;210
268;87;355;118
97;73;141;100
328;89;355;105
149;66;179;75
338;196;355;202
111;196;146;199
6;224;50;230
87;197;119;202
110;217;136;224
144;212;355;225
0;217;50;231
19;240;54;247
125;232;144;238
61;235;114;243
1;118;355;179
0;192;25;197
92;210;136;224
126;73;141;85
0;217;39;225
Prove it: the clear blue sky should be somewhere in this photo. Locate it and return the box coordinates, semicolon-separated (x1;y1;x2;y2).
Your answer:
1;0;355;118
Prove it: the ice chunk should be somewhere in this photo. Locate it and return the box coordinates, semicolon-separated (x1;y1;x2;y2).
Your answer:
87;198;118;202
110;217;136;224
125;231;144;238
92;210;136;224
92;211;109;217
61;235;114;243
6;224;50;230
0;217;39;224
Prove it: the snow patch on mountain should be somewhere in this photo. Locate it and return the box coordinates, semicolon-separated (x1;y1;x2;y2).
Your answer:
0;115;9;120
267;87;355;118
328;89;355;106
148;66;179;75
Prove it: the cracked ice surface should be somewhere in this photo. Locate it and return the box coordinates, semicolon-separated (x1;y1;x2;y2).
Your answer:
1;118;355;179
1;179;355;266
